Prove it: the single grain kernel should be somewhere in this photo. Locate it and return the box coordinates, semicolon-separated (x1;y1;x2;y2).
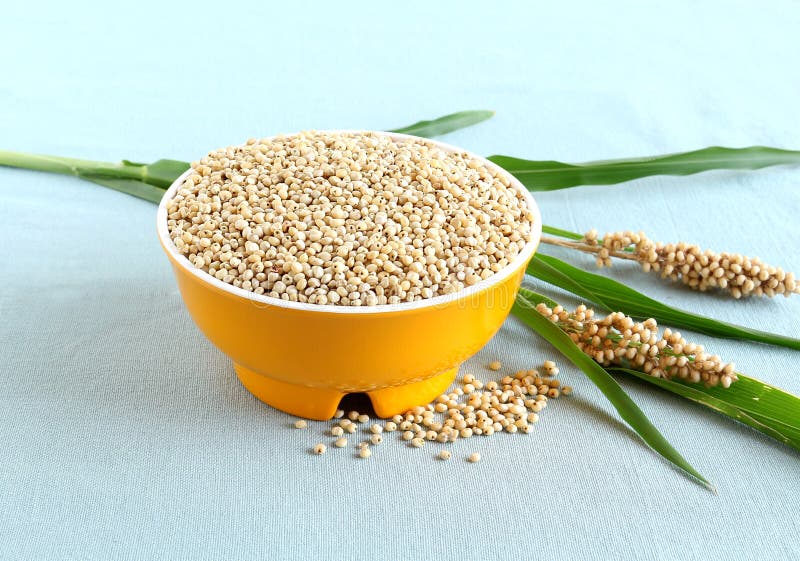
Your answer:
384;422;397;432
313;443;327;455
331;426;344;437
370;434;383;445
359;447;372;459
438;450;452;461
468;452;481;463
334;437;348;448
294;419;308;429
410;437;425;448
488;360;502;371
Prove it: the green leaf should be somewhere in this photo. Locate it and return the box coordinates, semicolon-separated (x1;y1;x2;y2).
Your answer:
138;159;190;187
489;146;800;191
121;158;189;186
80;176;166;204
542;224;584;240
85;158;188;188
528;253;800;351
609;368;800;452
512;288;714;491
389;110;495;138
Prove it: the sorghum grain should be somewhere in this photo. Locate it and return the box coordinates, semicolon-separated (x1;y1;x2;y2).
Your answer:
167;132;535;306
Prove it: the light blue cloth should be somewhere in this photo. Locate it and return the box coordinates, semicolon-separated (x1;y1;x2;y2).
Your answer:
2;1;799;559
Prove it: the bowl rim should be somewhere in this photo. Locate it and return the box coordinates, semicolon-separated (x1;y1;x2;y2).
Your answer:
156;130;542;315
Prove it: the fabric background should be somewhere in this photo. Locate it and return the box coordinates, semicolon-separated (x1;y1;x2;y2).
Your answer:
2;1;799;559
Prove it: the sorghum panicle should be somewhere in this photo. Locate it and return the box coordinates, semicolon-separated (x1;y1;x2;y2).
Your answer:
535;302;738;388
583;229;799;298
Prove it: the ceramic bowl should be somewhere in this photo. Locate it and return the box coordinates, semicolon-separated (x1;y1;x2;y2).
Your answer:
157;131;541;419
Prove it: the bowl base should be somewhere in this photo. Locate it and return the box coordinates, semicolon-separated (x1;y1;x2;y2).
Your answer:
234;363;458;420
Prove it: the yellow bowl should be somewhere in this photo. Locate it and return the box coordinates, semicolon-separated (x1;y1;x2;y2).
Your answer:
157;131;542;420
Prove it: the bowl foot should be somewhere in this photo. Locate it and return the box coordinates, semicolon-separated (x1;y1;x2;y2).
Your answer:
367;368;457;418
234;363;458;420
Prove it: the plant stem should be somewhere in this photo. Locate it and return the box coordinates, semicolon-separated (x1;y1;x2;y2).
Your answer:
0;150;142;181
540;235;639;262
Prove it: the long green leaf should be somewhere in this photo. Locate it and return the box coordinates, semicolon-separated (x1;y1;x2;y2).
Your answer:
0;111;494;197
489;146;800;191
528;253;800;351
390;110;494;138
610;368;800;452
512;288;714;491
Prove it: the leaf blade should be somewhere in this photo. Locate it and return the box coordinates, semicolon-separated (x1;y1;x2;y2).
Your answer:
512;289;714;491
80;176;166;204
489;146;800;191
389;110;495;138
609;368;800;452
528;253;800;350
141;159;190;187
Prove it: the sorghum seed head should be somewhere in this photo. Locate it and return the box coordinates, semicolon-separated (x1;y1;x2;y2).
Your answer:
577;229;799;299
537;302;737;388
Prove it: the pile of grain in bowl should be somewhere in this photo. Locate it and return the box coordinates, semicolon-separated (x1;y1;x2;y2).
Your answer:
166;131;535;306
